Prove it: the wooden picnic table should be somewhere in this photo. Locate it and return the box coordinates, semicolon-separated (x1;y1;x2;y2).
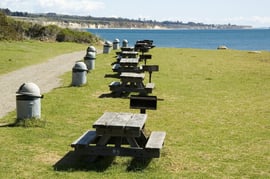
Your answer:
120;47;134;51
109;72;155;95
112;58;142;73
71;112;166;158
120;51;138;58
119;58;139;67
120;72;145;84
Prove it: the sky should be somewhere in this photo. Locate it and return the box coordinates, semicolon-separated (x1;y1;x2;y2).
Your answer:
1;0;269;28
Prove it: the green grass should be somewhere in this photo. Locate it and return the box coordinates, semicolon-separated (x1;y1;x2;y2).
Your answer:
0;47;270;178
0;40;89;74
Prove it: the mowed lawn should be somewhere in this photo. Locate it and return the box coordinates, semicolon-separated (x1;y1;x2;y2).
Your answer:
0;41;88;74
0;46;269;178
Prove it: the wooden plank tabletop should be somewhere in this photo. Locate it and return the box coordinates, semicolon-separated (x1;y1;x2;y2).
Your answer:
119;58;139;64
121;51;138;55
93;112;147;130
120;72;145;79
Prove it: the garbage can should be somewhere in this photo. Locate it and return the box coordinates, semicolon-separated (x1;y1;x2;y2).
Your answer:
122;39;128;47
103;41;112;54
113;38;120;50
72;62;88;86
16;82;43;120
84;51;96;70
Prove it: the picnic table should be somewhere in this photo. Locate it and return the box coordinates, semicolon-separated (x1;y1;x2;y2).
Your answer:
109;72;155;95
71;112;166;158
120;51;138;58
112;58;142;73
119;58;139;67
120;47;134;51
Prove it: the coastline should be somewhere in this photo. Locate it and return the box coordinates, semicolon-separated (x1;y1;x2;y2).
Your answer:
12;16;253;30
86;28;270;51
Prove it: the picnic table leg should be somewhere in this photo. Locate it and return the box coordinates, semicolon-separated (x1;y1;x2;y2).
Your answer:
114;137;123;147
97;135;111;146
126;137;139;148
137;82;145;89
149;72;152;83
140;109;146;114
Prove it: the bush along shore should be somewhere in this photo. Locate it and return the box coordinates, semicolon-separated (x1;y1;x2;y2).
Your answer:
0;11;101;43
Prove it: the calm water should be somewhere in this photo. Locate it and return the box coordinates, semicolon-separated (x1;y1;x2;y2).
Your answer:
87;29;270;51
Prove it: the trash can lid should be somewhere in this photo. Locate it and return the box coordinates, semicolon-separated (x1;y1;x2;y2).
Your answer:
16;82;42;97
123;39;128;43
73;61;88;71
104;41;112;46
114;38;120;43
87;46;96;52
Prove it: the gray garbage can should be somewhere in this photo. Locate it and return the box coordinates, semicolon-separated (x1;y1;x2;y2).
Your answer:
16;82;43;120
72;62;88;86
122;39;128;47
103;41;112;54
113;38;120;50
84;51;96;70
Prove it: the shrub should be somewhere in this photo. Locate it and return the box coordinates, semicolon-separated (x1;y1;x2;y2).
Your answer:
56;28;99;43
0;12;21;40
0;12;100;44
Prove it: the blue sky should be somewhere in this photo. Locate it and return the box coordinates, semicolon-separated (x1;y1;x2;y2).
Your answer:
1;0;269;27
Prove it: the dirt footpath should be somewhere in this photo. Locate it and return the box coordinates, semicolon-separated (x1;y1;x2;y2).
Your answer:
0;50;85;119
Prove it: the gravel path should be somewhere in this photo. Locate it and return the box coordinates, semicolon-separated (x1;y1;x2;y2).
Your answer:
0;50;85;119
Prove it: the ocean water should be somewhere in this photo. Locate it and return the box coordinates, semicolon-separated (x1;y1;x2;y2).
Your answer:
87;29;270;51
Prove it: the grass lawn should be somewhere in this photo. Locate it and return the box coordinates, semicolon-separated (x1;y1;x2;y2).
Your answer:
0;47;269;178
0;41;89;74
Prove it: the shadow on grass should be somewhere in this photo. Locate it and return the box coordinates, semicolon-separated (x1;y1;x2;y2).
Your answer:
53;151;115;172
0;118;46;128
0;123;15;127
104;73;120;79
126;157;153;172
54;151;152;172
99;92;130;98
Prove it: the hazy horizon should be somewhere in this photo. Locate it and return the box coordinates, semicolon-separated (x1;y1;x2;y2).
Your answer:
1;0;269;28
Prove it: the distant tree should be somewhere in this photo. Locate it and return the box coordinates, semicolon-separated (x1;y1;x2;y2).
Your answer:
0;8;12;15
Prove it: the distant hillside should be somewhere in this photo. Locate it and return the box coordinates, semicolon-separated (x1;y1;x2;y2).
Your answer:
1;8;252;30
0;10;100;43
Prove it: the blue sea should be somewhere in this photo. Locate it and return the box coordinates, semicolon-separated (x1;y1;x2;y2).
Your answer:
87;29;270;51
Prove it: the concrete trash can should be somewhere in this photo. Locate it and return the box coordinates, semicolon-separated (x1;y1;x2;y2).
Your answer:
122;39;128;47
72;62;88;86
103;41;112;54
113;38;120;50
16;82;43;120
84;51;96;70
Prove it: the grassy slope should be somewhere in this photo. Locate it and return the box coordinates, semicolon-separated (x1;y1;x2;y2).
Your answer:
0;41;88;74
0;47;269;178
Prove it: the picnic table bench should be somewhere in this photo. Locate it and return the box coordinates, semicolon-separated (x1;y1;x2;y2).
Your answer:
71;112;166;158
109;72;155;95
